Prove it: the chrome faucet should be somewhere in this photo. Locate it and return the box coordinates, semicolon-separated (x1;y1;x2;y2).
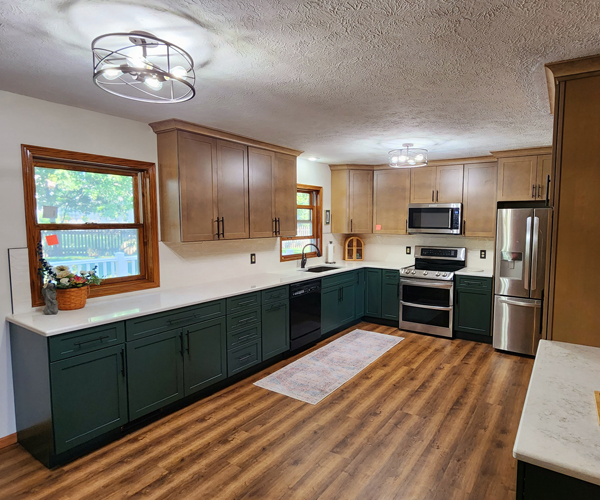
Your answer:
301;243;322;269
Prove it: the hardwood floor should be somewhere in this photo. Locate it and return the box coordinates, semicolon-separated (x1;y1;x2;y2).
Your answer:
0;323;533;500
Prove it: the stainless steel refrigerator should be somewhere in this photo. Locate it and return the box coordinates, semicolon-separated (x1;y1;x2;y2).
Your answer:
493;208;552;355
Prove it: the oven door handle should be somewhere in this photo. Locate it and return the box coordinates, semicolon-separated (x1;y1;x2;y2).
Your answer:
400;279;453;289
400;301;452;311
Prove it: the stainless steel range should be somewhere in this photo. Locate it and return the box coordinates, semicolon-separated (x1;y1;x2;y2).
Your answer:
399;246;466;338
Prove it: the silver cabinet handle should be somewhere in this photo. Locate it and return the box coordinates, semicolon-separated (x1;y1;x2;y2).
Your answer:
400;301;452;311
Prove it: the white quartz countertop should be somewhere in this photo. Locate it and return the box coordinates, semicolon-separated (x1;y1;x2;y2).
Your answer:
454;268;494;278
6;261;407;337
513;340;600;486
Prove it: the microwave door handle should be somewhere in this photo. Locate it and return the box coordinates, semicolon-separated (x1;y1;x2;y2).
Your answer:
524;216;532;291
530;217;540;290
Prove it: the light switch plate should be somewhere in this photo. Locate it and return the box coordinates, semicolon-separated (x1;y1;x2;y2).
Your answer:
406;246;411;255
480;250;486;259
250;253;256;264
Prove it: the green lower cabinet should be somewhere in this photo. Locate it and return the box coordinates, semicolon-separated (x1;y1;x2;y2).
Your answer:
127;329;184;420
454;277;493;338
228;340;261;376
339;282;356;325
355;270;365;319
322;286;341;334
381;271;400;321
365;269;382;318
184;318;227;396
262;300;290;360
50;344;128;455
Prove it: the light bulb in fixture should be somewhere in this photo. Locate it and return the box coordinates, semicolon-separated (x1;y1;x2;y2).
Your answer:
169;66;187;79
144;76;163;90
102;66;122;80
408;159;416;165
308;157;320;161
391;156;398;163
415;154;424;162
399;155;407;162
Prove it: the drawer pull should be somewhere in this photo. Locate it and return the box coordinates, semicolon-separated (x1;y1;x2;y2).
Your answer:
167;316;197;325
237;353;253;362
237;299;256;306
238;316;257;324
267;304;283;311
73;335;109;347
236;334;255;343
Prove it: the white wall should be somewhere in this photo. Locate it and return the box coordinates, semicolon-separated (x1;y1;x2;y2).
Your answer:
0;91;337;439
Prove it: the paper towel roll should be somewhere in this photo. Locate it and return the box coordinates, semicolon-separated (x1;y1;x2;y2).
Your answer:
326;241;334;263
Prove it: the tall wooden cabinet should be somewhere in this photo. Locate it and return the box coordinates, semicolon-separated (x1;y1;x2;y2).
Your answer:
151;119;301;243
462;162;497;237
373;169;410;234
331;167;373;234
410;164;463;203
494;149;553;203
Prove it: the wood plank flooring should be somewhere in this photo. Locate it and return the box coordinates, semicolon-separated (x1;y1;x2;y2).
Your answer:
0;323;533;500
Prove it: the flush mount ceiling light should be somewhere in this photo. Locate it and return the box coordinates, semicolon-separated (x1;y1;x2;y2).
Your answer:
307;157;320;161
388;143;428;168
92;31;195;103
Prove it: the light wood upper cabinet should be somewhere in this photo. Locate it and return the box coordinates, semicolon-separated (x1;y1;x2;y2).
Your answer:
273;153;297;237
462;162;497;238
248;148;275;238
410;165;463;203
373;169;410;234
331;168;373;234
436;164;464;203
497;156;538;201
536;154;553;204
410;167;437;203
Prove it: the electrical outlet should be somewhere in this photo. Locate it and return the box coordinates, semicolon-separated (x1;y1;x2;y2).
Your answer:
480;250;486;259
250;253;256;264
406;246;411;255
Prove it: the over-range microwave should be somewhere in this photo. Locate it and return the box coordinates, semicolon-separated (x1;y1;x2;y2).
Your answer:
407;203;462;235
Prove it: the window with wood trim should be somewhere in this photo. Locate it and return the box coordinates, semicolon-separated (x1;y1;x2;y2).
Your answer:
22;145;160;306
280;184;322;261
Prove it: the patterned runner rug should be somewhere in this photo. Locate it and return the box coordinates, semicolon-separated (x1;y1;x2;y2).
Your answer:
254;329;404;405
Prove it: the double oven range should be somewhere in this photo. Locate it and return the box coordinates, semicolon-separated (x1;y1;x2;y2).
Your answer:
399;246;466;338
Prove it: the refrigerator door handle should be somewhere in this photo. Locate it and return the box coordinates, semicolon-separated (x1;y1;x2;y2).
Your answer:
497;297;540;308
531;217;540;290
524;217;532;290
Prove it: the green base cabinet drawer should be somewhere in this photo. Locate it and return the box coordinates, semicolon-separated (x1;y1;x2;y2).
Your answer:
456;275;493;290
184;318;227;396
50;345;128;454
227;307;261;332
322;271;355;290
262;300;290;360
227;325;261;350
49;323;125;362
127;329;184;420
125;300;226;341
227;292;261;313
228;340;261;376
262;286;289;305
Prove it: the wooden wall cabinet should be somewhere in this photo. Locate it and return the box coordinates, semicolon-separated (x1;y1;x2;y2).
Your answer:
331;168;373;234
496;152;552;203
373;169;410;234
410;164;463;203
152;119;301;243
462;162;497;237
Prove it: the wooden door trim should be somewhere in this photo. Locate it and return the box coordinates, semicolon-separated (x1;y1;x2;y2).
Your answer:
150;119;303;157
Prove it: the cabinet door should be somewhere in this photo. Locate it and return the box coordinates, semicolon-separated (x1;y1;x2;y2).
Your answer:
184;318;227;396
127;330;184;420
339;283;356;325
373;169;410;234
536;154;553;204
274;153;297;237
365;269;382;318
216;139;249;239
355;270;365;319
322;286;341;334
497;156;538;201
262;300;290;360
463;162;497;238
178;131;218;242
436;164;464;203
410;167;437;203
348;170;373;233
248;148;275;238
381;271;400;321
455;288;492;336
50;345;128;454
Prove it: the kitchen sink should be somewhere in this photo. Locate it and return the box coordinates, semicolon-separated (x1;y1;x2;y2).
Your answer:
303;266;340;273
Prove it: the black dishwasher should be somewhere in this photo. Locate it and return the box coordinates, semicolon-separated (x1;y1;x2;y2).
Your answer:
289;280;322;350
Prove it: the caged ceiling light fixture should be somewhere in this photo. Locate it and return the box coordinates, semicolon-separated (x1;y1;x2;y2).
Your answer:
388;143;428;168
92;31;195;103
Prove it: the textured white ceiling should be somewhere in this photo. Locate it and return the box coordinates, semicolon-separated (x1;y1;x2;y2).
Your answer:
1;0;599;163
